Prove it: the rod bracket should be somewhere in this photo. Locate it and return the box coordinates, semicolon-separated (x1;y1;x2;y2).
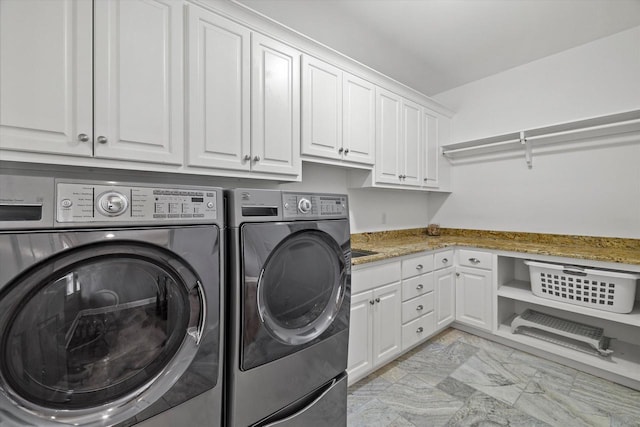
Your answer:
520;131;532;169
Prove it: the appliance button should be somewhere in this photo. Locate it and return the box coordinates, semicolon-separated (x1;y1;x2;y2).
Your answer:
96;191;128;216
60;199;73;208
207;201;214;209
298;198;312;214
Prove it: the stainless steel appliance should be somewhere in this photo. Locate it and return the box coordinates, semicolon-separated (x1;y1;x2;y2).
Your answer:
0;175;224;427
225;189;351;427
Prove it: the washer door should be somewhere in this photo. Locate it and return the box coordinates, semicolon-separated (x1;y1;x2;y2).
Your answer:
0;241;206;425
241;220;350;370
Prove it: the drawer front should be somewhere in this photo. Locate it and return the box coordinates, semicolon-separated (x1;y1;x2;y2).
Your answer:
402;273;433;301
402;253;434;279
434;250;454;270
352;260;401;294
402;292;434;324
458;249;493;270
402;311;435;351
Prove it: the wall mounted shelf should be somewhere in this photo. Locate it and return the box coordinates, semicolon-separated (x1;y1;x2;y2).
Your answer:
441;109;640;168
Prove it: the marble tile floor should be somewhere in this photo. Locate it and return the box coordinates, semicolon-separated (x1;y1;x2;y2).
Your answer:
347;328;640;427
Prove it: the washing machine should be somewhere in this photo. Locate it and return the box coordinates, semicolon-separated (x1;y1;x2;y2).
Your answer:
0;175;224;427
225;189;351;427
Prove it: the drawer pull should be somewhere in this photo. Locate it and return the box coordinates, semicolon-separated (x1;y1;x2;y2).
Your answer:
442;258;448;263
416;327;424;333
416;284;424;290
369;300;375;305
416;264;423;270
468;257;481;264
416;305;424;311
375;297;381;303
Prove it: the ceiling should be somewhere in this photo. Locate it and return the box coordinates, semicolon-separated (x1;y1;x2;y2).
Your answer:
234;0;640;96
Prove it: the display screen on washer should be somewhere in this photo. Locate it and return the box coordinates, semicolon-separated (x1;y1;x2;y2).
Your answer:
0;243;202;409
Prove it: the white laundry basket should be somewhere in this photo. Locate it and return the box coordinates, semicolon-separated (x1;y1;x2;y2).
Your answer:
524;260;640;314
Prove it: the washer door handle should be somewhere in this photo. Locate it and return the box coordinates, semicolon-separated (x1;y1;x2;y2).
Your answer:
187;280;207;345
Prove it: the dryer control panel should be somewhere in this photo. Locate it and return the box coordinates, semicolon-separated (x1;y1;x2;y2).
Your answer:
57;182;218;224
282;193;348;219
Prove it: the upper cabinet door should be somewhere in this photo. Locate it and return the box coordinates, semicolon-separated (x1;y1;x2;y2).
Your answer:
0;0;92;157
423;110;439;187
251;33;301;176
93;0;183;164
301;56;342;161
343;73;375;165
375;88;402;184
186;5;250;171
402;99;422;186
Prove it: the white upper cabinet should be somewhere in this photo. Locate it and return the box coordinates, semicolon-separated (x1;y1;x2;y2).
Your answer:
422;110;439;187
342;72;375;165
186;5;251;171
0;0;183;164
93;0;183;164
401;98;422;187
375;88;424;187
375;87;402;183
251;33;301;176
0;0;93;157
302;56;374;166
302;56;343;160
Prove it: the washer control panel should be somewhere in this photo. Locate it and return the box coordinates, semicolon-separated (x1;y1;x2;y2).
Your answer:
57;182;218;223
282;193;347;219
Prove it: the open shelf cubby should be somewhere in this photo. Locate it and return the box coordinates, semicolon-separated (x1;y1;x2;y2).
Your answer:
495;254;640;388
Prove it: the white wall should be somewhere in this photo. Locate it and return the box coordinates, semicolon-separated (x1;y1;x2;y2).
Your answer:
431;26;640;238
281;163;430;233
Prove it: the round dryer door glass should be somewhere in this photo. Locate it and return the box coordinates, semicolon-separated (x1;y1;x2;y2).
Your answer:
0;245;202;410
257;230;346;345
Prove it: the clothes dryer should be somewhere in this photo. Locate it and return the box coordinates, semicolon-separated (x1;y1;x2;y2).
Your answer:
225;189;350;427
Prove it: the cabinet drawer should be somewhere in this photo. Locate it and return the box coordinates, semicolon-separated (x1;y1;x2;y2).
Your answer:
402;253;433;278
352;260;401;294
434;250;454;270
458;249;493;269
402;311;435;351
402;273;433;301
402;292;434;324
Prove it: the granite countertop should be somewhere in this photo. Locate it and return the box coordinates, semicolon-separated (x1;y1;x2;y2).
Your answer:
350;228;640;266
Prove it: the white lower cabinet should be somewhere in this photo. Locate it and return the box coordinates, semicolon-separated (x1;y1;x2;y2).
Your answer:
435;266;456;329
347;261;402;384
400;253;436;350
372;282;403;366
347;291;375;381
455;251;494;331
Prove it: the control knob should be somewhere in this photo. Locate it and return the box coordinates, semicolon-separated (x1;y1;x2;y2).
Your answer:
97;191;128;217
297;198;312;214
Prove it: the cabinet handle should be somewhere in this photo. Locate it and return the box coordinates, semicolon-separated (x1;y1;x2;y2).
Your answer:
375;297;381;303
338;147;344;154
423;178;428;182
344;148;349;154
78;133;90;142
243;154;251;161
456;272;460;277
253;155;261;162
442;258;448;264
469;257;481;264
416;327;424;333
369;300;375;305
96;136;108;144
416;305;424;311
416;264;423;270
416;284;423;290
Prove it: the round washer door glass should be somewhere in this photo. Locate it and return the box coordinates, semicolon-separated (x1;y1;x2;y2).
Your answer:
257;230;346;345
0;244;202;410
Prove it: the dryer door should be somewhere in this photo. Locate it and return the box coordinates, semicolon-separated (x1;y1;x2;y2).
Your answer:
241;220;350;370
0;236;209;426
